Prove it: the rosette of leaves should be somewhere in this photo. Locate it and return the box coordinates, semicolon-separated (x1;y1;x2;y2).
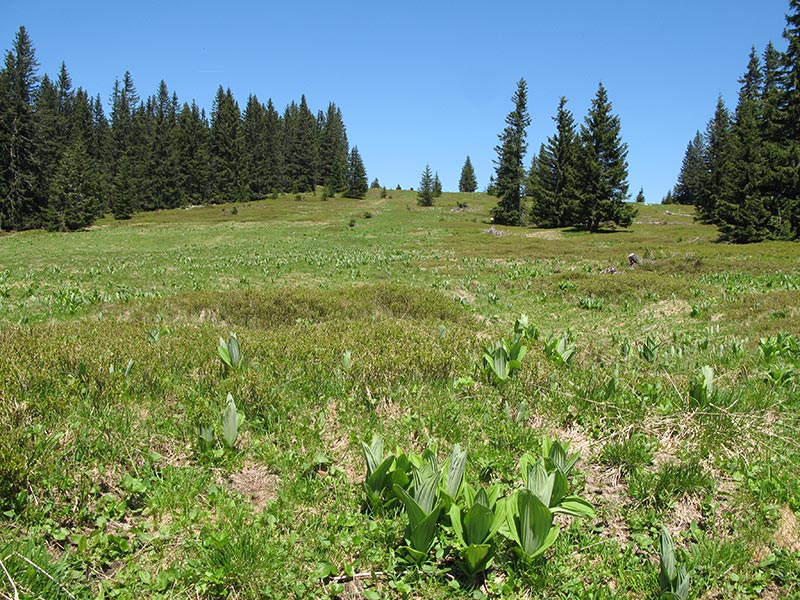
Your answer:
449;484;506;578
542;332;576;366
520;457;595;518
482;338;527;384
658;527;690;600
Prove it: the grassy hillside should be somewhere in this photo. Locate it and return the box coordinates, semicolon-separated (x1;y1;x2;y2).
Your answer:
1;191;799;599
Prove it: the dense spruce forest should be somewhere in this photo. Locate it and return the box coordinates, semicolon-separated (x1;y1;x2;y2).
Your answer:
665;0;800;242
0;26;367;232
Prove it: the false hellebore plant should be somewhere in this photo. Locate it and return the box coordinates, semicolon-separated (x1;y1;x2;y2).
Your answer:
449;483;506;577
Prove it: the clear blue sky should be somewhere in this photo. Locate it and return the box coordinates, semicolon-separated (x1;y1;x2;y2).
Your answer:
1;0;792;201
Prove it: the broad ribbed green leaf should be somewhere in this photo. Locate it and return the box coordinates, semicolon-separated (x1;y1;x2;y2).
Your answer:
517;490;559;559
445;444;467;499
659;527;677;591
464;503;493;546
409;505;442;553
413;468;441;514
525;460;554;507
227;332;241;367
552;496;595;518
361;436;383;476
394;485;425;529
461;544;494;577
217;337;231;367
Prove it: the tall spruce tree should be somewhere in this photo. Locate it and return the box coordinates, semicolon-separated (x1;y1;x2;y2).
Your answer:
491;78;530;225
695;97;735;224
1;26;41;230
263;99;284;194
672;131;707;206
717;48;773;242
573;83;635;231
779;0;800;237
529;96;579;227
110;72;139;219
284;95;318;192
174;101;210;205
45;138;98;231
417;164;434;206
318;103;349;192
458;155;477;192
209;86;247;202
344;146;367;199
433;172;443;197
243;95;270;199
149;81;180;209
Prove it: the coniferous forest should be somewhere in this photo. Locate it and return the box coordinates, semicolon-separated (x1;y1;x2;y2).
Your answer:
0;27;362;232
665;0;800;242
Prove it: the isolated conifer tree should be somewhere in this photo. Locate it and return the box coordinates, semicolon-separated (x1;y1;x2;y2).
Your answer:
491;78;530;225
458;156;477;192
417;164;434;206
344;146;367;198
529;96;579;227
433;172;443;197
574;83;635;231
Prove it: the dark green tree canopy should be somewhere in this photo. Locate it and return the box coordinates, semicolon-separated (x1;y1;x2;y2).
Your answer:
417;164;434;206
0;27;365;229
458;155;477;192
529;96;579;228
344;146;368;199
573;83;635;231
491;78;530;225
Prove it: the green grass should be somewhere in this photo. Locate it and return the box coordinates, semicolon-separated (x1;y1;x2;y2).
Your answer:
0;190;799;598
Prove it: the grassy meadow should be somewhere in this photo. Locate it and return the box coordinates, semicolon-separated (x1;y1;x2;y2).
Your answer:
0;190;799;599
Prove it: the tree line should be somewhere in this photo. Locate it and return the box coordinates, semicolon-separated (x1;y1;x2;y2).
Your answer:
488;79;635;232
666;0;800;243
0;27;367;232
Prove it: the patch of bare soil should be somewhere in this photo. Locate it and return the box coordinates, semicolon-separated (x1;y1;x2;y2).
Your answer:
228;462;280;511
773;505;800;553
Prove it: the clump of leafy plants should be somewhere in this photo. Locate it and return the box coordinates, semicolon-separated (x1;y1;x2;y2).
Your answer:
196;393;243;457
543;332;576;366
448;483;506;578
481;315;538;384
218;332;244;372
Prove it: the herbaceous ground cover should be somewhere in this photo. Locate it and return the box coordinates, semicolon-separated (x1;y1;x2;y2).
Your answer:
0;190;798;599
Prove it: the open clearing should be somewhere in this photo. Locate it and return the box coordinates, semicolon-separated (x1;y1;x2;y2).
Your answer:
0;191;798;598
